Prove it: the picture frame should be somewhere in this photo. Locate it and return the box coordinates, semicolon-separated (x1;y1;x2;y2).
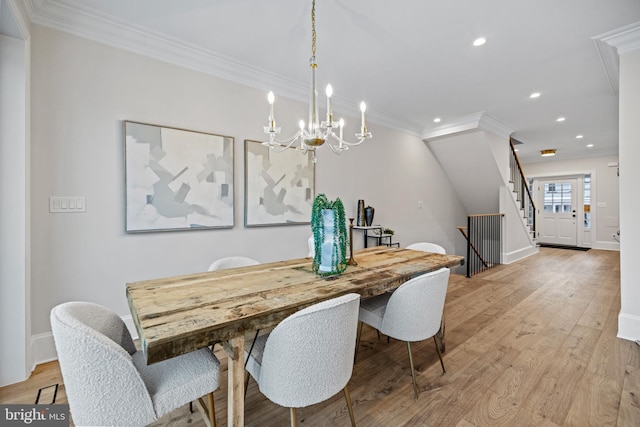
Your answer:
124;121;234;232
244;139;315;227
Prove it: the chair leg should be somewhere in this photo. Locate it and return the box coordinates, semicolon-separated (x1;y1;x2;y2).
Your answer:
433;336;446;374
290;407;297;427
244;371;250;398
208;392;216;427
354;321;363;364
343;386;356;427
406;341;419;400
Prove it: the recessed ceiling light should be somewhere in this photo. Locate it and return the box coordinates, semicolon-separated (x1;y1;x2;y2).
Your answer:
576;135;584;139
540;149;556;157
473;37;486;47
556;117;566;122
586;144;594;148
530;92;541;99
433;117;441;123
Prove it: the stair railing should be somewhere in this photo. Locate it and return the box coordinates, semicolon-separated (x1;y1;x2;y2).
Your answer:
509;138;536;237
458;213;504;277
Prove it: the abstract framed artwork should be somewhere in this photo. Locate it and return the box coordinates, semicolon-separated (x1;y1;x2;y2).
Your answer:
244;140;315;227
124;121;234;232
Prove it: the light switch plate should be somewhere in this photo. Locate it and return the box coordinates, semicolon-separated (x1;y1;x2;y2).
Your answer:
50;196;86;213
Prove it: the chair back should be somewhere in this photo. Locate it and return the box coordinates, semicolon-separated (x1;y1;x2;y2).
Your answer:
50;302;156;426
380;268;450;342
208;256;259;271
307;235;315;257
406;242;446;254
257;293;360;408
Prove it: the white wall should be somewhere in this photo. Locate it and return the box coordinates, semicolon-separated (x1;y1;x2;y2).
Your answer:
523;155;620;250
0;0;31;388
618;48;640;342
27;25;468;364
0;32;29;387
427;129;504;214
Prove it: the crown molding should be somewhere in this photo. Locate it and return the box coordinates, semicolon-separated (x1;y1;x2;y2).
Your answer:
25;0;422;136
592;21;640;96
421;112;513;141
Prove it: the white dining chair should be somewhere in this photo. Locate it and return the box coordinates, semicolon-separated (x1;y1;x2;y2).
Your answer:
208;256;259;271
406;242;446;254
244;293;360;426
50;301;220;427
308;235;315;257
356;267;450;399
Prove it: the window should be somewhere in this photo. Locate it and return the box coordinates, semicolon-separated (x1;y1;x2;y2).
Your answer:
543;182;573;213
584;175;591;228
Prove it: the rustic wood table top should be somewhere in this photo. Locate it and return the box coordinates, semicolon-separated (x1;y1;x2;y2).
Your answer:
126;246;463;427
126;246;463;364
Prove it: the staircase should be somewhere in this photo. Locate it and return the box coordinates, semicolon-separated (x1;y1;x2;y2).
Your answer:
425;127;539;273
509;138;536;242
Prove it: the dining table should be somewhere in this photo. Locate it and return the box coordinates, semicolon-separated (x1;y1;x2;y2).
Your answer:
126;246;464;427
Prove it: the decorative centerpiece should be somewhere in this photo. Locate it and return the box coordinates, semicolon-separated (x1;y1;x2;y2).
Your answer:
311;194;348;276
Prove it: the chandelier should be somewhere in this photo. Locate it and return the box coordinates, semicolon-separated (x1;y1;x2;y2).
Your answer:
263;0;372;162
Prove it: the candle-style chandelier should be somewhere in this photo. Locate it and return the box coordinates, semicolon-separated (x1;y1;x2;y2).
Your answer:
263;0;372;162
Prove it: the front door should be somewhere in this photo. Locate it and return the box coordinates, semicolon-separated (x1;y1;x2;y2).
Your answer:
538;179;578;246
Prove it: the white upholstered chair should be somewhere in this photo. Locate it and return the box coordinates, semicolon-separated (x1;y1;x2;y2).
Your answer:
208;256;259;271
50;301;220;427
244;293;360;426
406;242;446;254
356;268;450;399
308;235;315;257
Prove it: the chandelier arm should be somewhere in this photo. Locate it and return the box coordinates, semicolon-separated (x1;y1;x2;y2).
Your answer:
328;130;367;147
264;131;304;152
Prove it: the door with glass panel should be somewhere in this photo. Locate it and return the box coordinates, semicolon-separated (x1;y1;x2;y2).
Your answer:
538;179;578;246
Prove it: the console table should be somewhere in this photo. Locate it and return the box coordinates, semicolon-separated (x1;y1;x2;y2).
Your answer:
353;225;399;248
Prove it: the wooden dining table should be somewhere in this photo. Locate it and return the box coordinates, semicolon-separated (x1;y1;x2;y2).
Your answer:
126;246;464;427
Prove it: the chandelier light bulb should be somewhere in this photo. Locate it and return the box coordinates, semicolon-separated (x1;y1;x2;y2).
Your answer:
325;84;333;98
267;91;276;129
299;120;305;130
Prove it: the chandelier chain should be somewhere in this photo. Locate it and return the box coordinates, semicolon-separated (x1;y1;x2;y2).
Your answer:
311;0;317;58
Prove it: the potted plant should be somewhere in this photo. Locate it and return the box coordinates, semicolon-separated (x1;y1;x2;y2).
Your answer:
311;194;348;276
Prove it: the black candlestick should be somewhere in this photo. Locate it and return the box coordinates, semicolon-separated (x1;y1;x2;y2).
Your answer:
348;218;357;266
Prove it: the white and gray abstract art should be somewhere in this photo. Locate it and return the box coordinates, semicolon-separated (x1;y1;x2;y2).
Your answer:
124;121;234;232
244;140;314;227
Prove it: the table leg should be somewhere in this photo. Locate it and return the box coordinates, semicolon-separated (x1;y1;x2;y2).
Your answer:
224;336;245;427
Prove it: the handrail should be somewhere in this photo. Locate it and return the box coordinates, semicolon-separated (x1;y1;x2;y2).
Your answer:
459;213;504;277
509;138;536;236
456;227;488;269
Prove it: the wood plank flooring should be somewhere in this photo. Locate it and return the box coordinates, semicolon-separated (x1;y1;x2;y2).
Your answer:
1;247;638;426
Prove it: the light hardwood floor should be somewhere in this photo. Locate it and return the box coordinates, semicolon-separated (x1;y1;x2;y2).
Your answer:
1;247;639;426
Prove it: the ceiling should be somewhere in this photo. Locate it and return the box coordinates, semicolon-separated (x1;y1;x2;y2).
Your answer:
23;0;640;163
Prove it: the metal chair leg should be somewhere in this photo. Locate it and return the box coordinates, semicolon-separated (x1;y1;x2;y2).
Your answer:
406;341;419;399
343;386;356;427
244;371;250;398
290;407;297;427
354;321;363;364
433;336;446;374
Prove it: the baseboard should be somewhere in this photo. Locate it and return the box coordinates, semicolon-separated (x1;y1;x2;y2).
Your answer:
502;245;539;264
31;315;139;367
618;312;640;342
31;332;57;366
593;241;620;251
